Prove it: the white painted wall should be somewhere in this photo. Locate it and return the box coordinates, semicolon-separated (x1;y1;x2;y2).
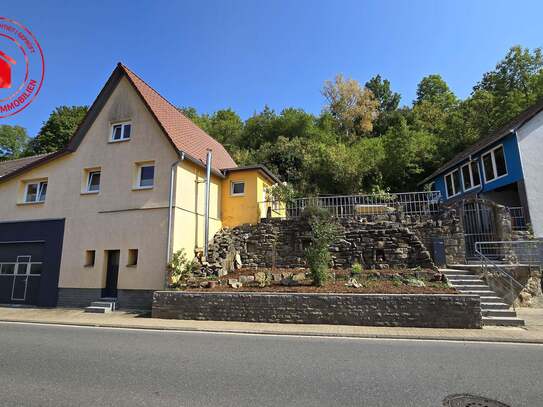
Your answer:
516;110;543;237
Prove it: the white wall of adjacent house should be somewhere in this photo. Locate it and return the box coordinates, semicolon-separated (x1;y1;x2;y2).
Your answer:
0;77;186;290
516;109;543;237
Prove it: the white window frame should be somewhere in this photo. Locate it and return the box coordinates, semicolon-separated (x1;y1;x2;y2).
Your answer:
85;170;101;193
230;181;245;196
444;169;461;199
136;163;155;189
460;161;481;192
481;144;508;183
24;180;48;203
110;121;132;142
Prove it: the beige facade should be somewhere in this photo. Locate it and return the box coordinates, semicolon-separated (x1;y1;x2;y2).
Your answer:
0;65;281;300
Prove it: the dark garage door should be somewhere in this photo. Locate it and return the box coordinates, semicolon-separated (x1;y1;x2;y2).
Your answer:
0;219;65;307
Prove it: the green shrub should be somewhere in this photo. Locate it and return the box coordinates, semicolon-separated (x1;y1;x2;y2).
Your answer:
302;205;341;286
167;249;199;288
351;262;363;275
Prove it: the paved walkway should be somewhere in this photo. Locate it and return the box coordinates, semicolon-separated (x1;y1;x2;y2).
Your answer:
1;306;543;343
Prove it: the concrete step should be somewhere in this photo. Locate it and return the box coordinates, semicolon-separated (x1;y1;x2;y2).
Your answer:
480;296;507;303
482;316;525;327
459;290;496;296
481;302;510;310
482;309;517;318
440;269;475;275
91;301;115;311
445;275;481;281
84;306;111;314
451;284;491;290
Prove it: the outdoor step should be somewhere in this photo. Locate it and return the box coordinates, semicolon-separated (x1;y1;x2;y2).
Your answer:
451;284;491;290
458;290;496;295
482;309;517;318
90;301;115;310
440;270;475;276
480;296;506;303
448;279;486;285
480;302;510;310
445;275;481;280
482;316;525;327
84;306;111;314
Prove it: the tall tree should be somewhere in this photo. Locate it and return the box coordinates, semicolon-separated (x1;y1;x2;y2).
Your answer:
0;125;29;160
365;75;401;135
322;74;378;140
26;106;88;155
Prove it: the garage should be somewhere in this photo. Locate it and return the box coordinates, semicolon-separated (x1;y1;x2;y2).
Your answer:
0;219;65;307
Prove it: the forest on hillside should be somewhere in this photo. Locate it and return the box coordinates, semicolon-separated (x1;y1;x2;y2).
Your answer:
2;46;543;196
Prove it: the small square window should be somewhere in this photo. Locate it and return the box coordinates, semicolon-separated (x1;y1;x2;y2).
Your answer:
127;249;138;267
137;164;154;188
85;250;96;267
86;170;101;193
24;180;47;203
110;122;131;142
231;181;245;196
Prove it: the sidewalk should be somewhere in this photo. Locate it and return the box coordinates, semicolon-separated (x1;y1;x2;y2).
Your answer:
1;306;542;344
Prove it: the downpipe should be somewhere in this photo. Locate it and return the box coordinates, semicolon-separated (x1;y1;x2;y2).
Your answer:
167;153;184;266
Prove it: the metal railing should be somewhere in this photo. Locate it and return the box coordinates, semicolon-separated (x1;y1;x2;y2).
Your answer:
261;191;443;219
475;240;542;308
507;206;528;231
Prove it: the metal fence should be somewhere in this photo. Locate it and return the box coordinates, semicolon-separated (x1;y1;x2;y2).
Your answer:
507;206;528;231
272;191;443;218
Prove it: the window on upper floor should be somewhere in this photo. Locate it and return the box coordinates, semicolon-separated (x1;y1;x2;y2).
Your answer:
24;180;48;203
110;121;131;142
85;169;101;193
482;145;507;182
230;181;245;196
461;161;481;191
444;169;461;198
135;162;155;189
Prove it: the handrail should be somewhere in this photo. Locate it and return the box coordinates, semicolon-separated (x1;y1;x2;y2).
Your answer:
474;242;525;290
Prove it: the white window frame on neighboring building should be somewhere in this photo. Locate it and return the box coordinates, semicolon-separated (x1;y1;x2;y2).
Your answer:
460;161;481;192
135;162;155;189
24;180;48;203
110;121;132;142
444;169;461;199
481;144;508;183
230;181;245;196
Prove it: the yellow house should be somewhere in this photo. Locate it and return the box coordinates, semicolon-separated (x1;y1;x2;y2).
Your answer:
0;63;281;309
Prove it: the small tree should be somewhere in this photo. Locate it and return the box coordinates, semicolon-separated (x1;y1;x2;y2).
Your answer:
167;249;199;288
302;206;341;286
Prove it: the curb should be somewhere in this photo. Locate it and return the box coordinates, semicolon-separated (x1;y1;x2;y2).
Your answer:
1;318;542;344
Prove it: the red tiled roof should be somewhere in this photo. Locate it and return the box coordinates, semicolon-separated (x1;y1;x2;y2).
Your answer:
120;64;237;171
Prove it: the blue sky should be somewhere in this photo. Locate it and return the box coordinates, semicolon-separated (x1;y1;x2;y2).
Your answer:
2;0;543;136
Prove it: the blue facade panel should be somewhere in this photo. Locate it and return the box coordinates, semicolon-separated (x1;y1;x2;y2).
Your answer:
431;133;524;201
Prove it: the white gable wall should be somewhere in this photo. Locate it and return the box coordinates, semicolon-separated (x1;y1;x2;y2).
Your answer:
516;110;543;237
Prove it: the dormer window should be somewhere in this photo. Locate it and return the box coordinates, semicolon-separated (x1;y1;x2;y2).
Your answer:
110;122;131;142
24;180;48;203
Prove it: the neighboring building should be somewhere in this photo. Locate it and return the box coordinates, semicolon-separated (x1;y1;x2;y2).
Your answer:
0;63;281;308
420;99;543;237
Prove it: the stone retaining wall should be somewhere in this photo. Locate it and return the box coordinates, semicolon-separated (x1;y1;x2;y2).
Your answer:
206;209;463;274
152;291;482;328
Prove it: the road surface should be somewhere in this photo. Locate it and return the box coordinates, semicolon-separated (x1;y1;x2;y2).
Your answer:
0;322;541;406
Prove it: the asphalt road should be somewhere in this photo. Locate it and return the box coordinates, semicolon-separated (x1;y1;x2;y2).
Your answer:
0;322;541;407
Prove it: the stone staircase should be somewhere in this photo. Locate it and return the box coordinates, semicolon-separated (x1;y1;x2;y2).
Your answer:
84;298;117;314
441;268;525;327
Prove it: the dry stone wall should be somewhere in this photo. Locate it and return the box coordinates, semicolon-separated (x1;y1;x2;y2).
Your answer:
206;211;463;274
